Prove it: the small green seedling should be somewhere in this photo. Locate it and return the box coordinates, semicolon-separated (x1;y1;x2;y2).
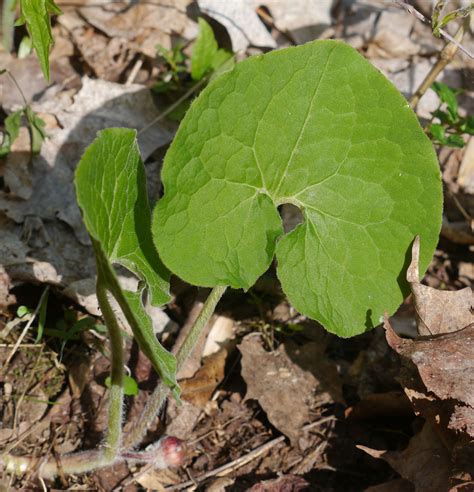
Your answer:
431;0;473;38
428;81;473;148
105;374;139;396
2;39;443;478
0;70;47;156
153;18;233;120
15;0;62;81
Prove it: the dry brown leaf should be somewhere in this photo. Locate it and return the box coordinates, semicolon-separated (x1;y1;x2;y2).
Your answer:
358;422;451;492
247;474;309;492
381;237;474;442
79;1;196;57
136;468;181;491
385;320;474;410
180;348;227;408
407;236;473;336
239;335;342;444
70;28;135;81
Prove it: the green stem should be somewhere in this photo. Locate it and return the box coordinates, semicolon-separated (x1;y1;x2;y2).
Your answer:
96;281;124;461
123;285;228;449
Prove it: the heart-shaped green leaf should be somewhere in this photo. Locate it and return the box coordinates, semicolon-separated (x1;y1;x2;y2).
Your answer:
76;128;178;397
153;40;442;337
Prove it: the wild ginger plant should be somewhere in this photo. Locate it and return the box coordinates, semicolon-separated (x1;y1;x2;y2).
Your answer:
1;40;442;477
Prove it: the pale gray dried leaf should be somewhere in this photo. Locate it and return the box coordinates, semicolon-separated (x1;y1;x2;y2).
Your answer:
239;335;342;444
458;138;474;194
358;423;451;492
264;0;333;44
366;10;418;59
408;237;473;336
198;0;276;52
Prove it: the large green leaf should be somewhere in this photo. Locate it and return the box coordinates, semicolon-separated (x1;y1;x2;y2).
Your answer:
153;40;442;337
76;128;178;397
16;0;62;81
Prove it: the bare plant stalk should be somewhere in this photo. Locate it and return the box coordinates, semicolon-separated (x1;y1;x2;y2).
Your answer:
1;437;185;479
96;282;124;462
410;21;467;108
123;285;228;449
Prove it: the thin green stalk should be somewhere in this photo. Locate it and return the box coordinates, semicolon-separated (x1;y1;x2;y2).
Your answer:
96;282;124;462
123;285;228;449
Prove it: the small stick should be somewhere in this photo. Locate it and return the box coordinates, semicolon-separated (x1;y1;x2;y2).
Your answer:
126;57;144;86
410;21;468;108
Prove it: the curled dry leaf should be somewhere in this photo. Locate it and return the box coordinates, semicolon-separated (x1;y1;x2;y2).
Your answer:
384;320;474;411
198;0;277;52
358;422;451;492
384;236;474;438
375;236;474;489
179;348;227;408
407;236;472;336
239;335;343;445
385;318;474;438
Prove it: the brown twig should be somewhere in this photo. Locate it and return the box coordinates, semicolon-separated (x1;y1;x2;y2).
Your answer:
410;20;468;108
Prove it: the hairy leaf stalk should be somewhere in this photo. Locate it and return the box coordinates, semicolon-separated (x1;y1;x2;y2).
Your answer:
96;281;124;461
124;285;228;449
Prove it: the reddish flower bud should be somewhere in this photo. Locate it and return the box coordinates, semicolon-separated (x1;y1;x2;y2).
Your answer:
160;436;186;467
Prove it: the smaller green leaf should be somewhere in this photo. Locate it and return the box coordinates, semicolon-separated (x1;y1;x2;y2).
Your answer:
25;106;46;153
432;81;458;122
18;0;62;81
45;0;61;16
0;109;22;157
106;375;139;396
429;123;447;144
75;128;178;399
432;108;452;126
17;305;32;318
431;0;445;36
191;18;219;81
34;287;49;343
459;115;474;136
445;134;465;148
211;48;233;73
437;5;473;32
